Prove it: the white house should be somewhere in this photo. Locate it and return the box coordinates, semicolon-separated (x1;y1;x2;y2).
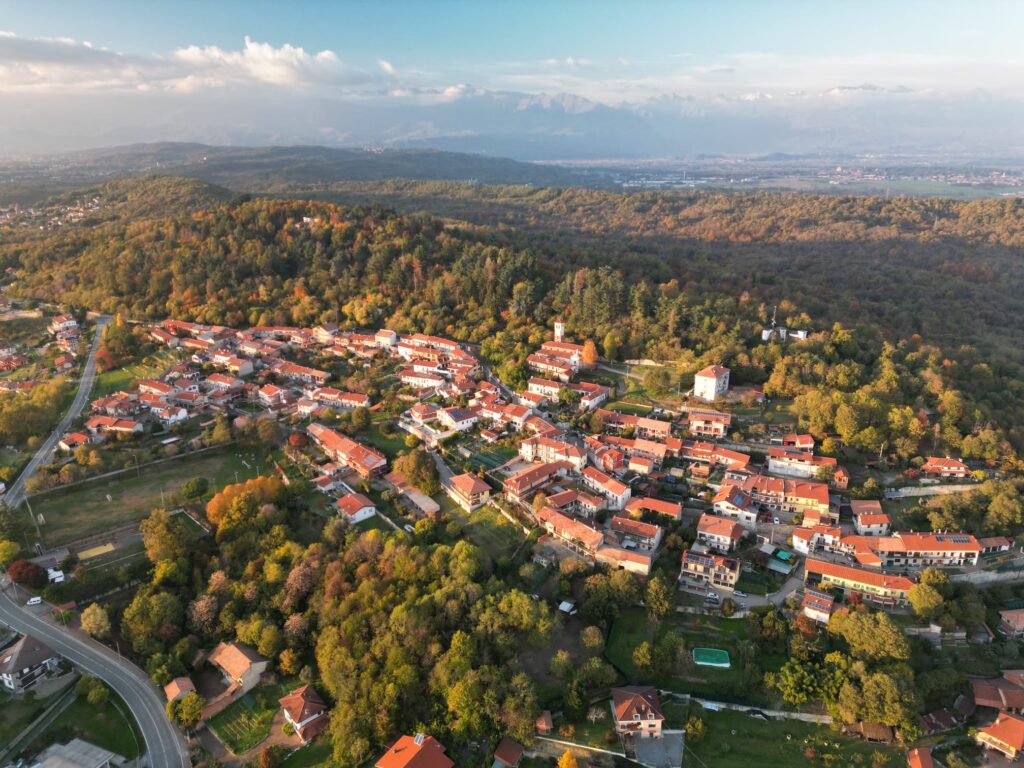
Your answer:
693;365;730;402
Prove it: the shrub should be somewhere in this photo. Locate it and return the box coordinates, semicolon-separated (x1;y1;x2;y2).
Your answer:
8;559;47;588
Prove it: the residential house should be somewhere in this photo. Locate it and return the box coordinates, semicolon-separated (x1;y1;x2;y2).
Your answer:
843;531;981;569
851;500;892;536
0;635;59;693
907;748;934;768
686;410;732;438
802;588;835;624
679;549;741;590
279;685;329;744
792;525;843;555
696;513;745;553
536;506;604;557
922;456;971;479
1001;609;1024;638
970;674;1024;712
492;738;524;768
503;461;571;503
804;559;913;607
767;447;837;480
258;384;288;408
711;486;760;529
163;676;195;703
48;314;78;335
611;686;664;739
581;466;631;509
446;473;491;513
519;435;586;470
977;712;1024;761
438;406;479;432
207;642;268;695
733;475;832;521
693;364;729;402
609;516;663;551
336;493;377;524
308;424;387;478
624;496;683;521
375;734;454;768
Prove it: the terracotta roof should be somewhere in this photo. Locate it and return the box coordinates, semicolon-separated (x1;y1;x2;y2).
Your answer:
611;686;664;722
610;515;661;540
971;676;1024;710
493;737;524;767
164;676;195;701
279;684;327;725
449;473;490;497
376;734;454;768
208;641;265;680
907;747;934;768
695;365;729;378
337;492;376;518
805;558;914;593
624;496;682;519
697;513;744;541
979;712;1024;752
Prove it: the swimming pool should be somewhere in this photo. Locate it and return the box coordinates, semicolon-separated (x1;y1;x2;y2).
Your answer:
692;647;731;668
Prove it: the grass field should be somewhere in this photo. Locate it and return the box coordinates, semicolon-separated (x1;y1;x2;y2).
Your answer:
36;690;143;759
0;688;54;746
32;447;261;546
281;741;333;768
208;684;284;754
685;706;903;768
361;421;409;460
606;608;774;703
605;400;654;415
440;495;525;561
92;349;182;398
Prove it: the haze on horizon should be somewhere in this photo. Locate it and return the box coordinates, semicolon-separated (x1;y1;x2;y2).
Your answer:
3;0;1024;160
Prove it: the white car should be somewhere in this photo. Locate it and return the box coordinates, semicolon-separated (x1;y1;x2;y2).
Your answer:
25;596;42;606
773;516;781;525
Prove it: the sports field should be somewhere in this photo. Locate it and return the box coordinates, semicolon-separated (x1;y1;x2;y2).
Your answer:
31;448;260;546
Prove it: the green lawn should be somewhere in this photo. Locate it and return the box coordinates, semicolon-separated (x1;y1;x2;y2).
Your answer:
32;447;261;546
360;422;409;460
441;496;525;562
35;691;143;759
605;400;654;415
0;688;55;746
606;608;771;703
208;684;285;754
281;741;333;768
353;514;393;533
92;349;182;398
686;706;904;768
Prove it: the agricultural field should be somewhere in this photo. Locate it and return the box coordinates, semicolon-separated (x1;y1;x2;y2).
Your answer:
682;705;904;768
30;447;261;546
207;684;286;754
92;348;182;398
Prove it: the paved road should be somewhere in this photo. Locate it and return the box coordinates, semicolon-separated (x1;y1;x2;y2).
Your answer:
0;586;189;768
6;315;109;510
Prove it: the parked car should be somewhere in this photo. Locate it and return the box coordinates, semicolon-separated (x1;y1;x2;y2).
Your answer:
734;590;748;598
25;596;42;606
772;516;780;525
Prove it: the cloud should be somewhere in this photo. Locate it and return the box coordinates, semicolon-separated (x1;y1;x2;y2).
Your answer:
378;59;395;75
0;32;381;93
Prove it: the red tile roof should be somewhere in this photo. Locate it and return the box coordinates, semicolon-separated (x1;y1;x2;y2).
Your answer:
376;735;453;768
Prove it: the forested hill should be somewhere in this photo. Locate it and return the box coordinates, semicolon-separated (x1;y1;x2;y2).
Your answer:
57;176;236;222
3;176;1024;454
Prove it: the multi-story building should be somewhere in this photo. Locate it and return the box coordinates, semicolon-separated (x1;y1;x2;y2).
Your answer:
693;365;730;402
804;558;913;607
679;549;741;590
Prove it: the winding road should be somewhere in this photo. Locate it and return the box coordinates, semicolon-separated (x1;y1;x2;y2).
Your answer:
1;315;189;768
5;315;109;509
0;586;189;768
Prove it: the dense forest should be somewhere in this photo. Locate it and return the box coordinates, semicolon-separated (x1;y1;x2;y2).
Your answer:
3;179;1024;457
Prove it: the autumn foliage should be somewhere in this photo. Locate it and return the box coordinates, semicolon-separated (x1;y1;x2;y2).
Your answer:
206;475;286;528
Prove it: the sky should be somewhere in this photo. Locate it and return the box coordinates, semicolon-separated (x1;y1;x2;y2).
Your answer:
2;1;1024;157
